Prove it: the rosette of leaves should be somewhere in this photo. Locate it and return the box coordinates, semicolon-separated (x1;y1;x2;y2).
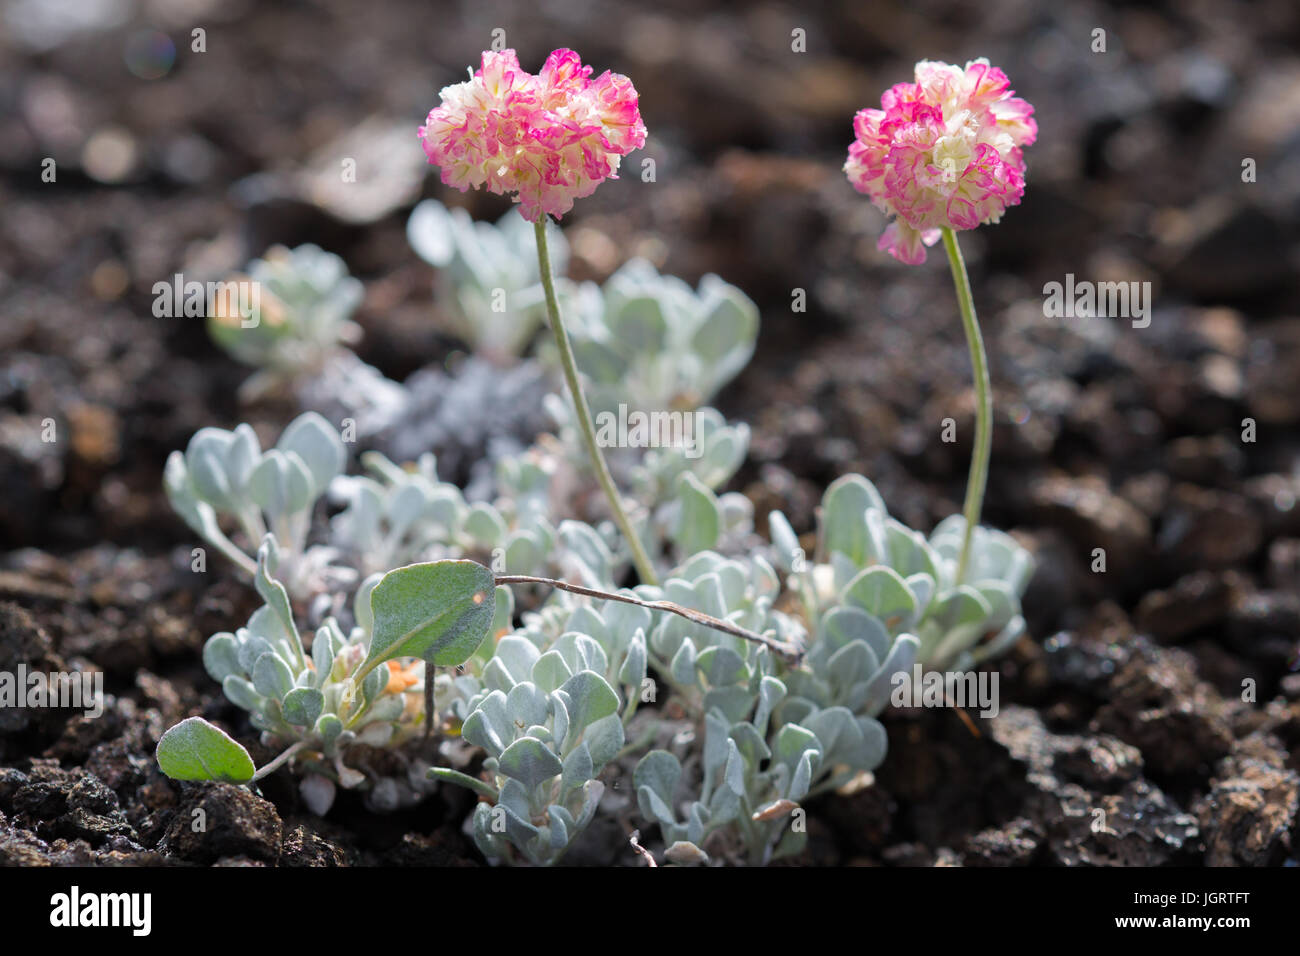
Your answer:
431;583;655;865
327;449;470;576
208;244;365;396
634;689;886;866
768;474;1035;674
155;547;500;815
553;258;760;415
329;447;618;589
407;199;570;362
777;604;919;721
508;592;652;709
430;647;631;866
923;514;1036;668
163;411;349;598
621;551;885;865
529;401;755;569
629;406;751;502
658;469;757;566
639;551;801;701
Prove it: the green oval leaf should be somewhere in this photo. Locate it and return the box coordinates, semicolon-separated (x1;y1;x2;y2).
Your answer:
252;652;295;700
365;560;496;671
276;412;345;498
556;670;619;738
673;472;720;555
283;687;324;727
822;474;887;566
498;736;564;791
155;717;256;783
842;565;917;628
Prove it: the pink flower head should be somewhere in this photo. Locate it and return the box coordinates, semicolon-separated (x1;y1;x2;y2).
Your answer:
845;58;1037;264
419;49;647;222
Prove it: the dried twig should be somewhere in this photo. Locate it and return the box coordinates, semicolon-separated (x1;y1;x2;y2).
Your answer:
628;830;657;867
495;574;805;665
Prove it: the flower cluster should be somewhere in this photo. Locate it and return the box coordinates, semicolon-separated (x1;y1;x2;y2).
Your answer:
419;48;646;222
844;58;1037;264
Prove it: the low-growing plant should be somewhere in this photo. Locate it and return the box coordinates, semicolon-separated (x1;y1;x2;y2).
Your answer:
208;244;365;397
407;198;572;363
329;446;621;588
156;545;506;813
627;548;891;865
155;47;1043;869
164;411;351;597
768;475;1034;673
548;257;759;416
428;544;901;865
634;700;886;866
157;547;791;860
208;243;412;438
427;469;1030;865
428;562;802;864
434;656;628;866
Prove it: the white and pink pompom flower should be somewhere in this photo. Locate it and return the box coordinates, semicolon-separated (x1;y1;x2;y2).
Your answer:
419;48;647;222
845;58;1037;265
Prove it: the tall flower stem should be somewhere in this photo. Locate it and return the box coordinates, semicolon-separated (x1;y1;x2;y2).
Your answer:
940;227;991;585
533;219;659;586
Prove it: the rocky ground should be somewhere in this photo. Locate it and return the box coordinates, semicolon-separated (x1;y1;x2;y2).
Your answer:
1;0;1298;866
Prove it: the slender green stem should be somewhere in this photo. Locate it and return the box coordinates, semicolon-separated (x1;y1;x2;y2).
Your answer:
423;675;435;741
250;740;307;782
940;228;991;585
621;691;640;728
429;766;498;801
210;532;258;579
532;218;659;586
617;722;658;757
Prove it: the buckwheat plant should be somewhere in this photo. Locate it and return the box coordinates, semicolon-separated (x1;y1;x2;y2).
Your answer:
407;198;572;363
629;549;894;866
769;474;1034;675
329;445;621;587
208;244;363;381
550;257;759;416
209;243;408;432
164;411;352;599
432;644;629;866
845;58;1036;582
420;48;658;585
431;560;805;865
152;47;1048;870
156;544;507;814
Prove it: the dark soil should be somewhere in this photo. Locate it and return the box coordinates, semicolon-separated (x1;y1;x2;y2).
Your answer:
1;0;1298;866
